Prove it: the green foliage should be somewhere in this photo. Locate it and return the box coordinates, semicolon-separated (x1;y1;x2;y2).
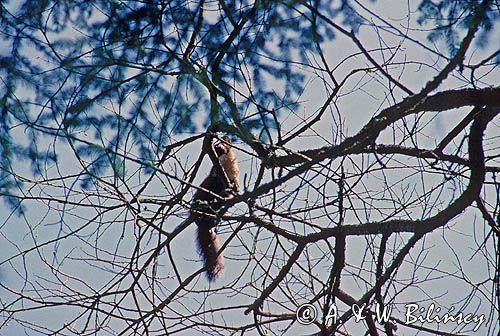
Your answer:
417;0;497;56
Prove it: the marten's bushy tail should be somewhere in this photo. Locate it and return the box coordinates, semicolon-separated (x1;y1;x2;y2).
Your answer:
196;226;224;281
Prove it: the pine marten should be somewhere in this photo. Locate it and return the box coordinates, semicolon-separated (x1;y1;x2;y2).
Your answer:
191;136;240;281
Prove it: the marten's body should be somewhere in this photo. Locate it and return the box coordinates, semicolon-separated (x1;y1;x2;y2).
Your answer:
191;136;240;281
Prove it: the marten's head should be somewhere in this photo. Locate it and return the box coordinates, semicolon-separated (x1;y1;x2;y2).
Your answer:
214;136;232;157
